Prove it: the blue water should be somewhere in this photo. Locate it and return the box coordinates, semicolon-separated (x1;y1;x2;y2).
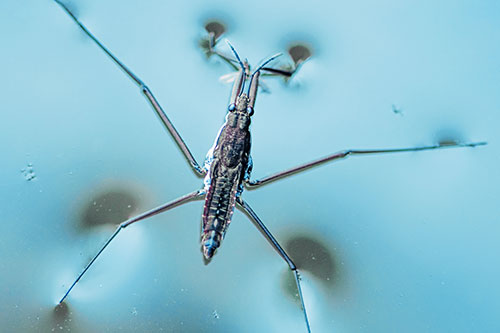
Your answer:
1;0;499;332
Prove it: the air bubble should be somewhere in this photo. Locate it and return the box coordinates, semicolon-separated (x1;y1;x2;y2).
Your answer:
21;163;36;181
212;310;219;319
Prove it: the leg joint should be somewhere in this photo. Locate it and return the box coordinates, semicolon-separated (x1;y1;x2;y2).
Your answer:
286;258;297;271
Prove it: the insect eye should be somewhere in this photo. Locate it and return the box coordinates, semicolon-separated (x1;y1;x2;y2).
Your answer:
246;106;254;116
228;103;236;112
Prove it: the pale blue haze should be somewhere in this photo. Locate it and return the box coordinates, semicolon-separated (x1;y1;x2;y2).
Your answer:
0;0;499;332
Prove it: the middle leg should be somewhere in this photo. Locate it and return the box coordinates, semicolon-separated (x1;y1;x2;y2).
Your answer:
246;141;487;188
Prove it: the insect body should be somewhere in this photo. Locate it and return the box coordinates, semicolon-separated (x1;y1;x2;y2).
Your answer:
202;90;253;258
201;50;278;259
54;1;486;332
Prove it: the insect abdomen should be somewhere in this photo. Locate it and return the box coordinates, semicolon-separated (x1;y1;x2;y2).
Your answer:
201;175;238;259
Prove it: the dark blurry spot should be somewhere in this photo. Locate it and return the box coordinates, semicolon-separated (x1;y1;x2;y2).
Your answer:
79;188;140;230
286;235;335;283
269;42;312;83
53;302;69;319
435;129;463;147
39;301;75;331
392;104;404;116
281;234;337;302
204;21;226;40
51;302;73;331
199;20;227;58
438;139;459;146
287;43;312;66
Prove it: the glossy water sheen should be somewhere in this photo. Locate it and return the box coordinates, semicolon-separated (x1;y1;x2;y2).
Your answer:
1;0;499;332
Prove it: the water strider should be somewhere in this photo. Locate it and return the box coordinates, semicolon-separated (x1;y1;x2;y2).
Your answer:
54;1;486;331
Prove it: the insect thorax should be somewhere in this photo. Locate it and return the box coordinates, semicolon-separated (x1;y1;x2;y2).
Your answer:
236;93;249;112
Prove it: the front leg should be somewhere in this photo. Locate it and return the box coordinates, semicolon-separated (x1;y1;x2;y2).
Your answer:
200;31;306;81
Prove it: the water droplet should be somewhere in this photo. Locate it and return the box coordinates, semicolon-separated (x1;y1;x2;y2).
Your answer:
21;163;36;181
212;310;219;319
392;104;404;116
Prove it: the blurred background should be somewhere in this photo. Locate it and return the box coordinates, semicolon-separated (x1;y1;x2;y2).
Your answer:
0;0;499;332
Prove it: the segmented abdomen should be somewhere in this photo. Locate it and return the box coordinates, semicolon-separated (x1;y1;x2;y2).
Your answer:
201;171;239;258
